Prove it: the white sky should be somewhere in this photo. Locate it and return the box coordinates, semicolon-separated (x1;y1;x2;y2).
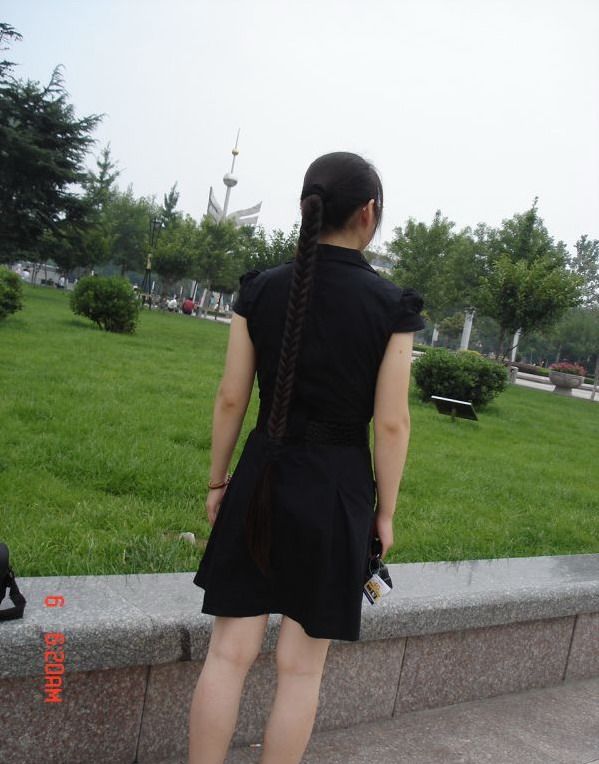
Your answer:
4;0;599;252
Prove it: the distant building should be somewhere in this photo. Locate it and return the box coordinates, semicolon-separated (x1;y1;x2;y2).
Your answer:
366;251;394;276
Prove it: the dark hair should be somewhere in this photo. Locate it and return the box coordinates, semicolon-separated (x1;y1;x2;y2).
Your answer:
244;152;383;577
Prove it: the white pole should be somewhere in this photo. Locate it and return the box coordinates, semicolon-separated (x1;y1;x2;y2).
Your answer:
459;309;475;351
222;186;232;219
222;129;240;220
510;328;522;362
197;287;208;318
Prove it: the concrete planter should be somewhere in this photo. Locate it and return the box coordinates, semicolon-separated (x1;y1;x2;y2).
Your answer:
549;370;584;395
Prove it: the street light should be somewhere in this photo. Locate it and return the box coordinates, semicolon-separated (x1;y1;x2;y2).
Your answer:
140;217;163;308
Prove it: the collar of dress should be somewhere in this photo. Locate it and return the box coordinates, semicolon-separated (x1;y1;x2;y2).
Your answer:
285;243;376;272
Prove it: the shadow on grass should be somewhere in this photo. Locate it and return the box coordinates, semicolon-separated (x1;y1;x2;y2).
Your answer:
0;315;27;330
59;317;102;331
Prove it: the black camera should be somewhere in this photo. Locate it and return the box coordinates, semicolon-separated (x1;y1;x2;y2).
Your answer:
0;543;27;621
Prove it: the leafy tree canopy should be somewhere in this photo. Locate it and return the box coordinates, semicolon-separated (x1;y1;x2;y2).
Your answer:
475;198;584;357
0;25;104;262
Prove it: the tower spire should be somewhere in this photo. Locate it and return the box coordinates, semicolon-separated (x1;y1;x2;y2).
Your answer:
222;128;240;219
206;129;261;227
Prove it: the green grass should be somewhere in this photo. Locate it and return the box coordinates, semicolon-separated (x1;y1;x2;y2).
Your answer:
1;284;597;576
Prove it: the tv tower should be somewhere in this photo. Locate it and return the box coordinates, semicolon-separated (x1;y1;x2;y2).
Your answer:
206;130;262;228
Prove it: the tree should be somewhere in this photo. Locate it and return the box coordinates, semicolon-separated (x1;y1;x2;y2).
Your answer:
386;210;487;343
567;234;599;308
48;144;122;279
83;143;121;212
543;305;599;381
160;182;181;229
0;27;103;262
438;312;465;348
553;306;599;400
0;22;22;80
152;213;196;296
262;224;299;267
387;210;456;329
475;198;584;359
240;223;299;271
194;216;241;283
107;186;155;276
192;216;244;313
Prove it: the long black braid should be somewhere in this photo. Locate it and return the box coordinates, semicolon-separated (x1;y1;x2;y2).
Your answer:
244;152;384;577
244;195;322;576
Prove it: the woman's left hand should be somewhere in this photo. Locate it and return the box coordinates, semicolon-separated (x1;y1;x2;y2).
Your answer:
205;486;227;527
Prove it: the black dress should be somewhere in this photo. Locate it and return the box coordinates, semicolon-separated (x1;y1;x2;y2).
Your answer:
193;243;426;641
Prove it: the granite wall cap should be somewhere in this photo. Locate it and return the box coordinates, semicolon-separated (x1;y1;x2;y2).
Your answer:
1;554;597;679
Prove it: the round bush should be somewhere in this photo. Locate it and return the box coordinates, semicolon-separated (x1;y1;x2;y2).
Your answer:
0;266;24;321
70;275;139;333
412;347;508;409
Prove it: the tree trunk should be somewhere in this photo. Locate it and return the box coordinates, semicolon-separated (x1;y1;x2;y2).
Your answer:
591;354;599;402
31;262;41;287
554;345;561;364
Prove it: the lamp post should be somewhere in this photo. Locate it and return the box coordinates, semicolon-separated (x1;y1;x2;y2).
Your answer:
140;217;163;308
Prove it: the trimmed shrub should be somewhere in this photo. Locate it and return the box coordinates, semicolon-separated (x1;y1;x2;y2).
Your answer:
0;266;24;321
70;275;139;333
412;347;508;409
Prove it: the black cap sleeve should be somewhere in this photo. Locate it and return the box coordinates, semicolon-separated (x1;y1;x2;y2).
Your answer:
232;268;261;317
389;286;426;333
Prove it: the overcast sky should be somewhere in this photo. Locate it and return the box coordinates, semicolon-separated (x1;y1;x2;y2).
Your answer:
5;0;599;253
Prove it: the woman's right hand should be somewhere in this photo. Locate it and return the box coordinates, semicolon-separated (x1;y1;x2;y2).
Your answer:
205;486;227;527
374;509;394;559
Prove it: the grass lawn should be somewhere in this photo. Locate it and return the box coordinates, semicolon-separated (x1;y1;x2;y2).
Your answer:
1;283;597;576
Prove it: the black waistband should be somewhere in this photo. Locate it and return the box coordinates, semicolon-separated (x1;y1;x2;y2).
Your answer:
255;408;369;447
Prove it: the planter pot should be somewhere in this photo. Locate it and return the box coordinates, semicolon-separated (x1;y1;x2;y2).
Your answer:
548;370;584;396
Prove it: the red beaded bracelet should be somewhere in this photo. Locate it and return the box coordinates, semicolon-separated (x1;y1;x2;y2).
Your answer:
208;473;232;490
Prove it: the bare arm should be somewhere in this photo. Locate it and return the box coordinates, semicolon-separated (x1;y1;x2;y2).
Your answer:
205;313;256;524
372;332;415;520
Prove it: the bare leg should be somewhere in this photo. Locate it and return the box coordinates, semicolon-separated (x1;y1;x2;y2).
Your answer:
260;615;331;764
188;613;269;764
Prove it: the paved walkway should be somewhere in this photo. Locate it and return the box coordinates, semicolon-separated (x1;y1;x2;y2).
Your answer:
222;676;599;764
